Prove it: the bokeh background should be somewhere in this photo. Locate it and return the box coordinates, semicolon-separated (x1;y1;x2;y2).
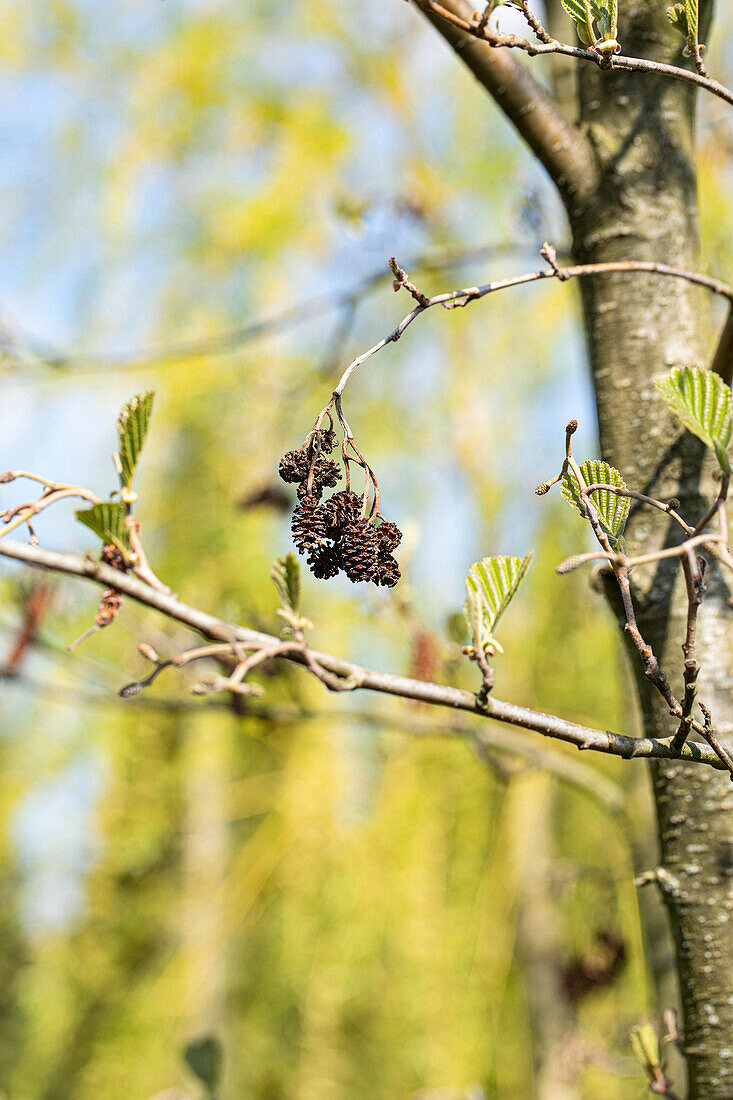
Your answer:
1;2;733;1097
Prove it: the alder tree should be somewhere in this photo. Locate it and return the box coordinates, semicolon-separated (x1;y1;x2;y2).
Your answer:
2;2;733;1097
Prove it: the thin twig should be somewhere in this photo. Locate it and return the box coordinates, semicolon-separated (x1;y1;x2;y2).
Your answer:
565;444;679;715
583;483;693;535
420;0;733;109
331;256;733;397
698;703;733;780
515;0;554;45
671;549;704;752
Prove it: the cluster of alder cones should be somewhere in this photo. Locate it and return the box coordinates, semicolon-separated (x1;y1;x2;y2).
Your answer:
278;430;402;587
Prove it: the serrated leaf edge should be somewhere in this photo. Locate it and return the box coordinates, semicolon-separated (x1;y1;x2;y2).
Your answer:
117;391;155;488
463;551;533;652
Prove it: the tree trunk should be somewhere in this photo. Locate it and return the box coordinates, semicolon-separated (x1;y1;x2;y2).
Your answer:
565;3;733;1095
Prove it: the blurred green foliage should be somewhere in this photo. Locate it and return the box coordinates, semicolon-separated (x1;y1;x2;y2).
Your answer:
1;1;733;1097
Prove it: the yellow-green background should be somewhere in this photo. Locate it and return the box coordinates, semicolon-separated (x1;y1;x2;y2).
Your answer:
1;3;732;1097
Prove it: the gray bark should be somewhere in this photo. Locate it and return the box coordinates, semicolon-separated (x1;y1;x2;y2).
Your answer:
410;0;732;1093
565;4;733;1096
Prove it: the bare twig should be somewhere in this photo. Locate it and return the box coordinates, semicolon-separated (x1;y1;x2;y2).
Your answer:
1;476;102;540
582;484;693;535
671;550;705;752
698;702;733;779
331;255;733;397
125;518;171;593
564;439;679;716
515;0;554;45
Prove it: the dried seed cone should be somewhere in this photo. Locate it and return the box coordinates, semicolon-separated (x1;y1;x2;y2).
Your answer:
307;543;341;580
291;499;326;553
340;520;379;583
311;427;338;454
297;479;324;502
278;449;310;484
314;457;341;489
372;555;400;588
322;490;361;536
376;520;402;553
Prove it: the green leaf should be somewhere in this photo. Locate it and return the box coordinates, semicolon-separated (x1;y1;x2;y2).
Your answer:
271;552;301;614
666;4;688;36
116;391;155;488
76;502;129;552
594;0;617;41
685;0;698;38
184;1036;222;1092
463;552;533;654
561;459;630;547
560;0;605;39
656;366;732;474
630;1024;661;1072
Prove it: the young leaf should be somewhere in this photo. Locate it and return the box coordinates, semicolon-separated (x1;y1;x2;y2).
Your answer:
271;552;301;614
463;552;533;654
666;3;688;36
76;502;129;552
656;366;732;474
116;391;155;489
561;459;630;546
560;0;605;42
630;1023;661;1073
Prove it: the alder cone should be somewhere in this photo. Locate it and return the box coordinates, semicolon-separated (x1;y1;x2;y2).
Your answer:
307;543;341;579
371;555;400;588
297;480;324;502
340;520;379;583
278;449;309;484
318;427;338;453
314;457;341;488
291;499;326;553
376;520;402;553
322;490;361;536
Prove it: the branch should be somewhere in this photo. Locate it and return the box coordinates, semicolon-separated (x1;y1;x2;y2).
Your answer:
331;255;733;397
411;0;596;208
418;0;733;110
0;537;728;772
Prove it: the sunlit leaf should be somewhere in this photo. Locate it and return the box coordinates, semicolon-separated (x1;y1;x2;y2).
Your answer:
666;3;688;35
560;0;605;39
271;551;301;614
116;391;155;488
76;502;129;552
561;459;630;547
463;552;533;653
630;1023;661;1072
656;366;732;473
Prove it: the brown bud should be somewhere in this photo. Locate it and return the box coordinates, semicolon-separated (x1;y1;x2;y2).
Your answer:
666;498;680;512
566;419;578;435
535;482;550;496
